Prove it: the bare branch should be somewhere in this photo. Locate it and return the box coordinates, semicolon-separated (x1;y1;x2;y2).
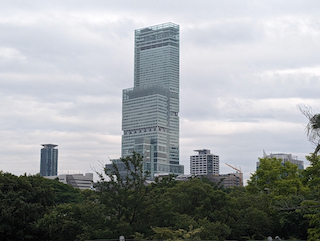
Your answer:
299;105;320;155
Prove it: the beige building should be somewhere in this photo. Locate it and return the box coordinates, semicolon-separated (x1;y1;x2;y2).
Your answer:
208;173;243;188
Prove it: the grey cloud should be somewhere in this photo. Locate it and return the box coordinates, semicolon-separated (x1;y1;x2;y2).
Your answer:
228;119;259;123
184;20;263;47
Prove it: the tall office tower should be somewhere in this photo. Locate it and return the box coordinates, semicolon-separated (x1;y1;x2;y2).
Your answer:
121;22;184;178
190;149;220;176
40;144;58;176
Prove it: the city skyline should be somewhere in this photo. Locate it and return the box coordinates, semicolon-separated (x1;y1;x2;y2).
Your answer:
1;1;320;183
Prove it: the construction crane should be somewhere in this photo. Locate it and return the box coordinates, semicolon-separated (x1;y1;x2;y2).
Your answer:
225;163;243;187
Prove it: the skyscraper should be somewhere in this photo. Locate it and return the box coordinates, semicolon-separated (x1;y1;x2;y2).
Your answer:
40;144;58;176
121;22;184;178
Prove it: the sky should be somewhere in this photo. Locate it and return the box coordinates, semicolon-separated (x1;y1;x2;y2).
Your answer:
1;0;320;184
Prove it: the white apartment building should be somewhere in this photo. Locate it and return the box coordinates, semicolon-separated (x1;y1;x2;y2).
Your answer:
190;149;219;176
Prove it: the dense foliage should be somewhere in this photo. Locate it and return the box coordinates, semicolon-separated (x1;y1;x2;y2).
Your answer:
2;153;320;240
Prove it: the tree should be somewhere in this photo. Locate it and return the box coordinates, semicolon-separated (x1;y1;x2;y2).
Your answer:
197;218;231;241
36;202;110;241
159;178;232;223
298;107;320;240
303;203;320;241
95;152;152;238
247;157;308;196
143;178;232;240
303;155;320;191
299;155;320;240
300;106;320;156
47;177;82;204
246;158;311;239
0;171;86;240
149;226;202;241
0;172;55;240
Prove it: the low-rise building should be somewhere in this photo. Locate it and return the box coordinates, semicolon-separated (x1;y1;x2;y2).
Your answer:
258;151;304;169
46;173;93;190
208;173;242;188
174;173;243;187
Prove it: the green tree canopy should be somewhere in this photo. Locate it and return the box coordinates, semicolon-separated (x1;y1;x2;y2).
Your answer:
95;152;152;238
0;172;55;240
247;157;308;197
36;201;110;241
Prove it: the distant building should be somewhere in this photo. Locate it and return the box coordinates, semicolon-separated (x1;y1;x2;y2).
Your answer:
40;144;58;176
208;173;243;188
105;158;133;179
258;151;304;169
173;173;243;188
190;149;219;175
174;174;194;181
46;173;93;190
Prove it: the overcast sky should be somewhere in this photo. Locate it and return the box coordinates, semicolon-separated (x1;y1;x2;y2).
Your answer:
1;0;320;184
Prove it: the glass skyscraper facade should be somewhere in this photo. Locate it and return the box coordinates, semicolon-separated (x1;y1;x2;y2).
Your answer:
121;22;184;178
40;144;58;176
